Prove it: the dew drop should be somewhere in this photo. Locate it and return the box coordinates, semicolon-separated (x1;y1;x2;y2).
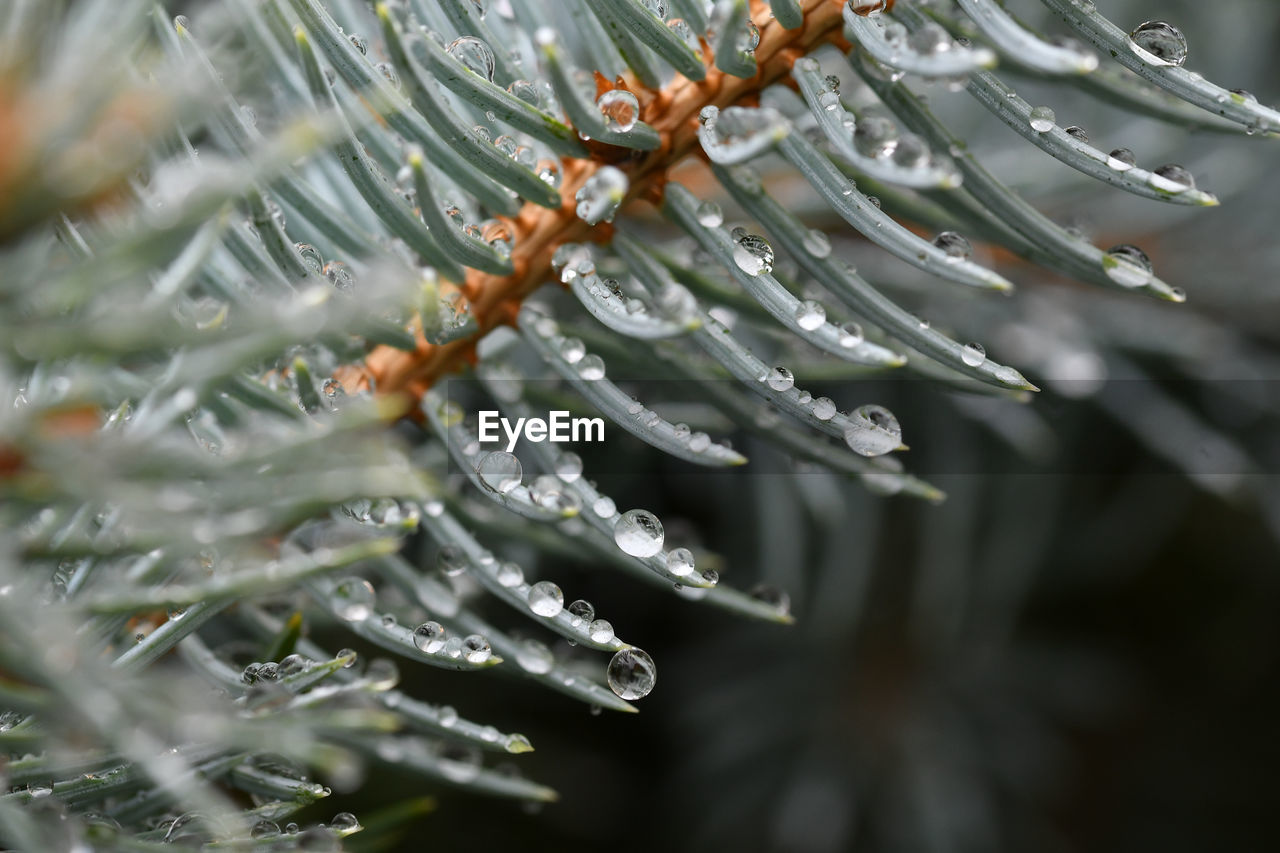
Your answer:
555;452;583;483
794;300;826;331
853;115;898;158
1103;244;1153;287
463;634;492;663
666;546;695;576
802;229;832;259
766;366;794;392
1064;125;1089;142
749;584;791;615
732;232;774;276
567;599;595;625
933;231;972;261
1128;20;1187;67
843;404;902;457
837;322;864;349
890;133;929;168
527;580;564;617
597;89;640;133
960;342;987;367
592;496;616;518
696;201;724;227
447;36;496;81
607;648;656;700
476;451;522;493
496;561;524;587
515;639;554;673
331;578;375;622
614;509;664;557
589;619;615;643
1028;105;1056;133
507;79;541;105
576;354;606;380
1106;147;1136;171
575;165;628;224
1150;163;1195;193
811;396;837;420
412;622;447;653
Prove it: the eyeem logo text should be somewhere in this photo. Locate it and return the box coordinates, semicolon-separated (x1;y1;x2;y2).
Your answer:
477;410;605;452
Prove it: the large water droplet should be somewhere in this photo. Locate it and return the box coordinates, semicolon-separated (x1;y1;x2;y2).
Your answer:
1128;20;1187;67
1028;106;1056;133
933;231;972;261
665;547;695;576
331;578;375;622
960;342;986;367
597;89;640;133
766;366;794;391
528;580;564;616
463;634;492;663
1149;163;1195;193
1064;125;1089;142
476;451;522;493
607;648;656;700
843;404;902;456
854;114;899;159
614;509;664;557
1106;148;1136;171
837;322;864;349
447;36;496;81
413;621;447;653
732;231;774;276
1103;244;1153;288
496;562;524;587
576;354;606;380
811;397;837;420
794;300;826;331
567;599;595;625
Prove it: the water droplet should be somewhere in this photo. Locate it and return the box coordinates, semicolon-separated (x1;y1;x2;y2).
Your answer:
348;33;368;55
589;619;615;643
614;509;664;557
843;404;902;457
803;230;832;259
1106;147;1136;171
794;300;826;331
528;580;564;616
907;22;950;55
337;648;358;667
295;242;323;274
592;496;616;518
365;658;399;690
890;133;929;168
749;584;791;615
331;578;375;622
837;322;864;349
413;622;447;653
607;648;656;700
933;231;972;261
854;114;898;158
665;546;695;576
1064;125;1089;142
463;634;492;663
1028;105;1056;133
960;342;986;367
597;89;640;132
329;813;359;834
568;599;595;624
732;231;774;276
515;639;554;673
736;22;760;54
438;705;458;726
1128;20;1187;67
447;36;496;81
496;562;524;587
766;366;794;391
554;452;583;483
476;451;522;493
575;166;629;224
537;159;561;189
323;260;355;292
1103;244;1153;287
696;201;724;227
811;396;837;420
507;79;541;105
576;354;606;380
1150;163;1195;192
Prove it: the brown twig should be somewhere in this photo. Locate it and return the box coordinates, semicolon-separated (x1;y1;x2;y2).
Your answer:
335;0;851;404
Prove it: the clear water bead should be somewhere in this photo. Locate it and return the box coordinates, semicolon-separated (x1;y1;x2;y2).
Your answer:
811;397;837;421
413;622;447;654
1103;244;1153;288
527;580;564;617
843;404;902;457
593;496;617;518
555;452;583;483
447;36;496;81
732;232;774;276
1064;125;1089;143
1028;106;1056;133
614;509;664;557
567;599;595;624
607;648;657;700
438;544;467;576
476;451;522;493
463;634;492;663
854;115;898;158
515;639;554;674
331;578;375;622
1106;148;1137;171
795;300;826;331
1150;163;1195;192
696;201;724;227
749;584;792;615
597;90;640;133
737;22;760;54
837;322;864;349
589;619;614;643
575;166;629;225
659;549;692;579
496;562;524;587
960;342;986;367
933;231;972;261
766;366;795;392
803;229;832;259
577;354;606;380
1128;21;1188;67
